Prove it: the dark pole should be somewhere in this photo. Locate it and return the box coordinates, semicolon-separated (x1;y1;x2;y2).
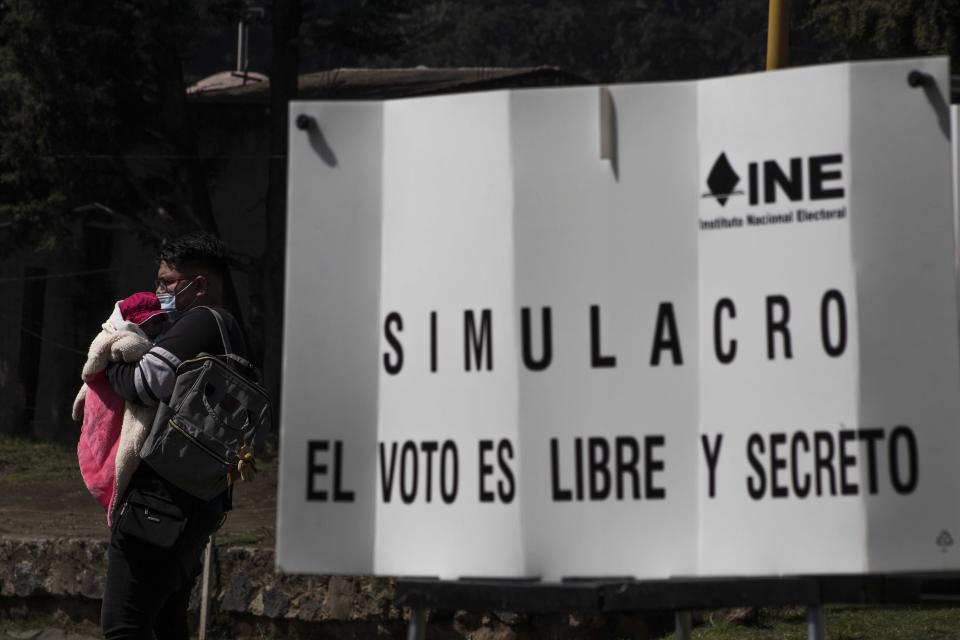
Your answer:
262;0;301;432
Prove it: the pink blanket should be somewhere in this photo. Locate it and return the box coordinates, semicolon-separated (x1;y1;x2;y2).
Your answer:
77;371;124;525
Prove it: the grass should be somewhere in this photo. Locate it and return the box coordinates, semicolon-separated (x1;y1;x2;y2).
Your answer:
6;605;960;640
0;433;278;485
656;606;960;640
0;435;80;484
0;608;101;639
216;526;276;547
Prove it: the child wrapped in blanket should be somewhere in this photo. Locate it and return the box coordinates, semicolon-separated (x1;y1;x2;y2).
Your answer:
72;292;169;526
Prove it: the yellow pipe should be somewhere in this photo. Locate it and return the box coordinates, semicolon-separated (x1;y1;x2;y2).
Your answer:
766;0;791;70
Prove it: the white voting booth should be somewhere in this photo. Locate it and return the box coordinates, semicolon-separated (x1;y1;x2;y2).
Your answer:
277;57;960;582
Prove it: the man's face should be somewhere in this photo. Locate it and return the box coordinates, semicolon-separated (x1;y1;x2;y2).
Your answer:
155;260;203;311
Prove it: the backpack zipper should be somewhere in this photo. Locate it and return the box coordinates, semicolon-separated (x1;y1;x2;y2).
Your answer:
168;419;231;467
176;355;270;402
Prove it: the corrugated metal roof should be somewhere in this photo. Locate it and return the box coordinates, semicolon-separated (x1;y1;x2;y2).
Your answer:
187;70;270;95
188;66;589;103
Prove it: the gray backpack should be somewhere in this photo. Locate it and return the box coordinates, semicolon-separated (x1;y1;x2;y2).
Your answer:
140;307;270;501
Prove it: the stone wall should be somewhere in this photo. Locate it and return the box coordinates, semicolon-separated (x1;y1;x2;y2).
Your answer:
0;538;397;622
0;538;665;639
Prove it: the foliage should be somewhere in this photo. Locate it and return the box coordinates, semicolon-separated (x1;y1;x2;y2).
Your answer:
298;0;960;82
301;0;419;70
0;0;206;253
804;0;960;67
326;0;770;83
656;606;960;640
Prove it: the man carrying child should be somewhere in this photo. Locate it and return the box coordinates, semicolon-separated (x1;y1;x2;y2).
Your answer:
100;231;248;640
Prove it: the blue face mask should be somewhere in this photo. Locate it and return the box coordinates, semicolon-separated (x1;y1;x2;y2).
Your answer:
157;292;177;314
157;278;197;319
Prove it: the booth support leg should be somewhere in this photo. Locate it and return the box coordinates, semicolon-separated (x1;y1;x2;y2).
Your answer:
806;605;825;640
198;536;215;640
407;607;426;640
675;610;692;640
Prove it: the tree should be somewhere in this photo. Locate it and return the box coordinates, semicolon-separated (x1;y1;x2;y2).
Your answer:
0;0;209;250
375;0;769;82
300;0;416;70
0;0;248;438
803;0;960;70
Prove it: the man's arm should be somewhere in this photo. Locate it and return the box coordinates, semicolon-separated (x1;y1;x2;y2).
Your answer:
105;308;220;406
105;345;182;407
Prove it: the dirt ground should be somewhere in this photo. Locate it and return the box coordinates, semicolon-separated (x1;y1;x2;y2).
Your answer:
0;465;277;546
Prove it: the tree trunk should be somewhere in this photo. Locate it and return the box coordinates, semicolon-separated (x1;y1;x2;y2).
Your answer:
16;267;47;436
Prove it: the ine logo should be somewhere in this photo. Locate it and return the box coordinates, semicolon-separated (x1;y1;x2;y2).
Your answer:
703;152;742;206
702;152;846;207
937;529;954;552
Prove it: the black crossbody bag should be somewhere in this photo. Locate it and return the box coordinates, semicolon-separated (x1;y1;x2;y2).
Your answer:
116;489;187;549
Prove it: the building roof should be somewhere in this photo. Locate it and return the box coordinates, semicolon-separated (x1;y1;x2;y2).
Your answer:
187;66;589;103
187;70;270;95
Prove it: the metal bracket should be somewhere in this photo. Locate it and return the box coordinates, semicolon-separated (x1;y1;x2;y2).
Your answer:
296;114;316;131
908;70;931;88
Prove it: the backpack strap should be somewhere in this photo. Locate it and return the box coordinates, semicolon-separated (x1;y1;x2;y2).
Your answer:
195;306;233;356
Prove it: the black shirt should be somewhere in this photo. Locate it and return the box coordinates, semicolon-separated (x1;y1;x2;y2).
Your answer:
106;305;248;407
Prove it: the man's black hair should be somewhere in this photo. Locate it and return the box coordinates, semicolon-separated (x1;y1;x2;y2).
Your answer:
159;231;228;278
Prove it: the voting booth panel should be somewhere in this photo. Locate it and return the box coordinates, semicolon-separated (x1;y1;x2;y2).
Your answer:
277;102;383;574
277;57;960;579
697;57;960;575
375;93;525;577
510;83;700;580
849;61;960;573
697;62;861;576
